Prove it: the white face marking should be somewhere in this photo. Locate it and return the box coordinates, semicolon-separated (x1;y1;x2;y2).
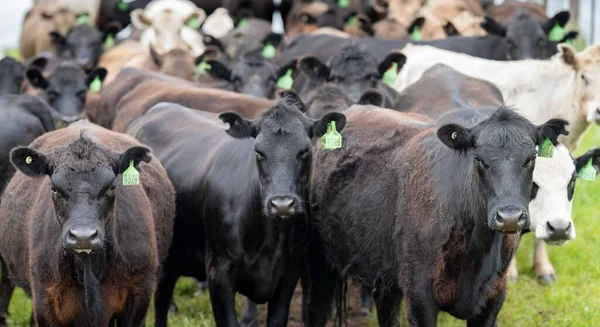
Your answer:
529;144;576;244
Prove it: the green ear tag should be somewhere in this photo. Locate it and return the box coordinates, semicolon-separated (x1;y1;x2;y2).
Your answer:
410;26;422;41
103;34;115;50
89;75;102;93
548;23;565;42
196;60;211;74
538;138;554;158
262;42;276;59
117;0;129;12
122;160;140;186
77;14;89;25
338;0;349;8
187;16;200;29
321;121;342;150
238;18;248;28
382;62;398;86
566;38;573;45
276;69;294;90
346;16;357;28
578;157;597;181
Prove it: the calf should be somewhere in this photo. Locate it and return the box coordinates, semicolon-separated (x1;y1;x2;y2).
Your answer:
0;122;175;326
26;62;107;124
126;100;346;327
19;2;77;59
50;23;120;70
0;57;24;96
307;106;567;326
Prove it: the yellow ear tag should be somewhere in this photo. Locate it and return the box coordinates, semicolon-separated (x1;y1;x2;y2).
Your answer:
196;60;211;74
77;14;89;25
187;16;200;29
117;0;129;12
411;26;422;41
262;42;276;59
549;23;565;42
321;121;342;150
276;69;293;90
381;62;398;86
237;18;248;28
89;75;102;93
578;157;597;181
346;16;357;28
26;156;32;164
103;34;115;50
122;160;139;186
538;138;554;158
338;0;349;8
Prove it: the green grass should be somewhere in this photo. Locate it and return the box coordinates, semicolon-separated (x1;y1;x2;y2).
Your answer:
4;127;600;326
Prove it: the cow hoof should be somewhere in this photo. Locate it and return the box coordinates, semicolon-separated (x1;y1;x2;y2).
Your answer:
360;307;371;316
537;274;556;285
169;301;179;314
240;320;258;327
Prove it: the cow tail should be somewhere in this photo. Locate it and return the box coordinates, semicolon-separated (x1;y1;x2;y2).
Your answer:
82;256;103;327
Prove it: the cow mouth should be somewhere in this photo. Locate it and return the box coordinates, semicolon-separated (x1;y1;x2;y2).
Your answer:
73;248;94;254
545;239;569;246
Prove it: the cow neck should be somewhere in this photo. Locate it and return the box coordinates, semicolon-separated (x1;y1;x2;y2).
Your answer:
73;254;106;326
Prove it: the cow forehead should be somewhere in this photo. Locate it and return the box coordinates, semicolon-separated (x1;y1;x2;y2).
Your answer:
533;145;575;187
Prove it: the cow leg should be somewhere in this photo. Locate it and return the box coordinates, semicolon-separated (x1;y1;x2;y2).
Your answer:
373;286;402;327
506;257;519;283
466;287;506;327
405;285;438;327
240;300;259;327
266;267;300;327
305;236;336;327
0;258;15;327
154;271;178;327
117;282;154;327
533;240;556;285
360;285;375;316
207;263;239;327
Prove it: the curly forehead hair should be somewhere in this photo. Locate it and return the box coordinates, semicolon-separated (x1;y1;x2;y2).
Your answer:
49;132;116;171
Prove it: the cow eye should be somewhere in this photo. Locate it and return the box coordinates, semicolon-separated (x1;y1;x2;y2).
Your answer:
50;186;58;195
474;156;489;169
106;183;117;196
536;39;545;47
523;155;536;168
530;182;540;200
581;74;589;85
47;91;59;100
255;151;265;160
297;149;310;159
15;77;23;85
77;90;87;99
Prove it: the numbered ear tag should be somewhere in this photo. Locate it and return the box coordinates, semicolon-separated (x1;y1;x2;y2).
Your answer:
196;60;211;74
548;23;565;42
187;16;200;29
578;157;597;181
237;18;248;28
262;42;276;59
277;69;294;90
538;138;554;158
103;34;115;50
410;26;422;41
117;0;129;12
338;0;349;8
25;156;32;164
122;160;140;186
321;121;342;150
89;75;102;93
381;62;399;86
77;14;89;25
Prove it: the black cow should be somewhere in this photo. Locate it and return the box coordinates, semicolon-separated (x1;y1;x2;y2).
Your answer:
126;99;345;327
26;62;107;124
0;57;24;96
306;106;568;326
50;24;120;70
199;49;296;99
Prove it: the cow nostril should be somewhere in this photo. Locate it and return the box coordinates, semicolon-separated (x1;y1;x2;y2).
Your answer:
565;222;572;232
547;221;555;233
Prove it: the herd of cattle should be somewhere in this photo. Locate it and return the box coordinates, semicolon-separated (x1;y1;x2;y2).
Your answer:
0;0;598;326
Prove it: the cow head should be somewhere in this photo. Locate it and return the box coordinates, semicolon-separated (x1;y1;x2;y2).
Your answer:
204;51;295;99
26;63;107;124
481;11;571;60
219;99;346;219
557;44;600;124
50;24;119;70
437;108;569;233
299;44;405;103
0;57;24;96
10;136;151;254
148;46;197;81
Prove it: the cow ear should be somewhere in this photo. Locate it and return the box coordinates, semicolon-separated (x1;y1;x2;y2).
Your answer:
358;90;384;106
575;149;600;173
186;9;207;29
49;31;66;48
131;9;152;30
481;16;506;37
543;11;570;34
206;60;232;81
29;57;48;70
10;147;51;177
443;22;459;36
203;35;225;52
437;124;474;150
378;52;406;77
117;146;152;173
279;90;305;112
103;21;122;41
536;118;569;146
407;17;425;34
263;32;284;48
149;45;162;66
356;14;374;36
299;56;330;81
86;68;107;86
560;31;579;44
558;44;579;70
312;112;347;138
219;112;257;138
26;68;49;89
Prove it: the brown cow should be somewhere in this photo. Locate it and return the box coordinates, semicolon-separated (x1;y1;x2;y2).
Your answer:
0;121;175;326
20;2;77;59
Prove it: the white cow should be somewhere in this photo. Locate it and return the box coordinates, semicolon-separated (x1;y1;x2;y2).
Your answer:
395;43;600;151
130;0;206;56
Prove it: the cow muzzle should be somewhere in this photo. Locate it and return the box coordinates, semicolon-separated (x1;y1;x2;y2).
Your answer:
493;206;529;233
267;196;299;219
64;226;102;253
544;220;574;245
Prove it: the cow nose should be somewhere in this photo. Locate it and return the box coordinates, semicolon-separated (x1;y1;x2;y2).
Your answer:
547;221;572;240
268;197;297;218
66;227;101;252
494;208;527;233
